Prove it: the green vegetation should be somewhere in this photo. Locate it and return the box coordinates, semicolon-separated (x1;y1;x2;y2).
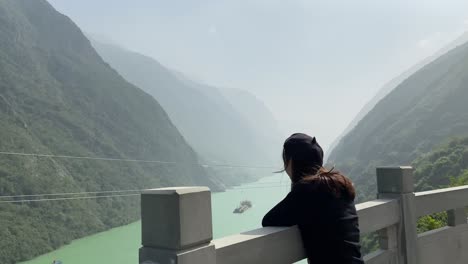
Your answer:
328;32;468;155
360;233;380;255
450;169;468;186
328;33;468;202
413;137;468;233
417;213;447;233
413;137;468;191
362;137;468;253
0;0;222;263
328;32;468;252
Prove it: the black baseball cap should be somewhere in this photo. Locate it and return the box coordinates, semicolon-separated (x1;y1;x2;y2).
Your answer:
283;133;324;166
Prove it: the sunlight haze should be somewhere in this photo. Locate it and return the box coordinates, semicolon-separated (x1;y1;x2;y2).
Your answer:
48;0;468;149
5;1;468;263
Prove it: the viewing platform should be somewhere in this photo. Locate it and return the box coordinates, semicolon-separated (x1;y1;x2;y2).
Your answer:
138;167;468;264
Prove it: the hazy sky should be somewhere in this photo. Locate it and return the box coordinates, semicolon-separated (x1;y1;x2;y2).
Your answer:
49;0;468;150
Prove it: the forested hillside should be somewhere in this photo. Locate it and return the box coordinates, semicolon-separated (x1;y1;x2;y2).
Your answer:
412;137;468;233
328;32;468;155
361;137;468;252
413;137;468;191
328;38;468;201
0;0;221;263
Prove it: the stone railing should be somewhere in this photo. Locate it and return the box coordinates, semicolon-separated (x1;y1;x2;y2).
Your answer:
138;167;468;264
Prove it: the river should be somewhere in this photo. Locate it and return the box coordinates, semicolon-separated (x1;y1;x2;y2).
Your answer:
21;174;308;264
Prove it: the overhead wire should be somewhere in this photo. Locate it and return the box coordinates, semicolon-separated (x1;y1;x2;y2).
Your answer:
0;151;278;169
0;150;288;204
0;182;292;200
0;189;143;199
0;193;140;204
0;183;291;203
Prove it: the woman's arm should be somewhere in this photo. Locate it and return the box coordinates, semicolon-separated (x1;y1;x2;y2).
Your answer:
262;191;298;227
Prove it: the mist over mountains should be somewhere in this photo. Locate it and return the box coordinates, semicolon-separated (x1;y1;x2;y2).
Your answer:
328;37;468;200
0;0;238;262
0;0;286;262
2;0;468;263
91;39;283;182
328;31;468;155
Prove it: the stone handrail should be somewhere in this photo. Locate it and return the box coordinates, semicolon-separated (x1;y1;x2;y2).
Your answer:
138;167;468;264
414;185;468;217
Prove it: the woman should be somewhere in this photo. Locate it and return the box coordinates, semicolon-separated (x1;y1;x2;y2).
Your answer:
262;133;363;264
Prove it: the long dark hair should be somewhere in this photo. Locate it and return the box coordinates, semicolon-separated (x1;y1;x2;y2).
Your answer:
302;167;356;200
281;136;356;200
281;149;317;181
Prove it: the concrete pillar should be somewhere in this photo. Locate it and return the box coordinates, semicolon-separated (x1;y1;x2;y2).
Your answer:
139;187;216;264
378;224;399;264
377;167;418;264
379;224;398;250
447;208;466;227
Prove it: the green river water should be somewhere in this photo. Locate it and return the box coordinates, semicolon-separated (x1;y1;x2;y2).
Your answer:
21;174;307;264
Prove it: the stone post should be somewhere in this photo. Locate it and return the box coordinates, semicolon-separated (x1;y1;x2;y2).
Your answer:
377;166;418;264
447;208;467;227
139;187;216;264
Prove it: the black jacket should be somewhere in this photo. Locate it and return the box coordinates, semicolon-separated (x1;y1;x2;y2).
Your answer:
262;182;364;264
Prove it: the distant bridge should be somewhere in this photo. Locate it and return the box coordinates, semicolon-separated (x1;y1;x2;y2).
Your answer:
138;167;468;264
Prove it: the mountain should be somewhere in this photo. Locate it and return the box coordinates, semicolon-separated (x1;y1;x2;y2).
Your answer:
90;39;282;176
169;69;283;163
413;137;468;233
328;39;468;201
220;88;284;162
0;0;221;262
413;136;468;192
171;69;284;164
328;32;468;155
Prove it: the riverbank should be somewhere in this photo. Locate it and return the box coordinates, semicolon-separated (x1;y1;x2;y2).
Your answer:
21;174;294;264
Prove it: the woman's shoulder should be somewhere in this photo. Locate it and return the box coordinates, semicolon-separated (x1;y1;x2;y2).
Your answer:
290;181;325;197
292;172;356;202
292;178;327;192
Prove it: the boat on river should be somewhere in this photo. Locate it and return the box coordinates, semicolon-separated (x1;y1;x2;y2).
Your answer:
233;200;252;214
